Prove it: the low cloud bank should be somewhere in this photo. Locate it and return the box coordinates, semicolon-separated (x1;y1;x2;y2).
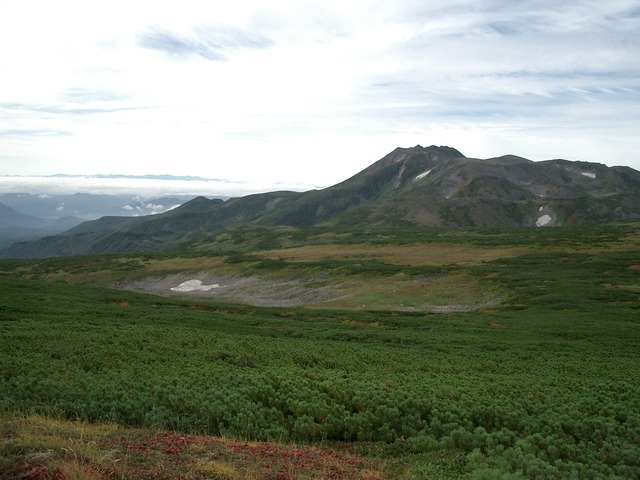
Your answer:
0;175;319;197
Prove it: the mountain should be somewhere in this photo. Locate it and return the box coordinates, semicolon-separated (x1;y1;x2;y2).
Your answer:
0;201;46;229
326;147;640;228
0;193;197;250
0;193;195;220
0;202;85;250
3;145;640;258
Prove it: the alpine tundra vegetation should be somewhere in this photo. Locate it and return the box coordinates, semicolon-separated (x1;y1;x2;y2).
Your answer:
1;219;639;479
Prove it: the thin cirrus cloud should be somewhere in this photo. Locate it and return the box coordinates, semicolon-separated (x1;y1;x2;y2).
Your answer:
1;102;141;117
0;128;71;139
2;85;142;118
61;88;133;106
137;25;273;61
362;2;640;129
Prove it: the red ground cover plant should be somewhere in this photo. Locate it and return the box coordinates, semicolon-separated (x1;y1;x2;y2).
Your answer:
12;464;66;480
113;431;387;479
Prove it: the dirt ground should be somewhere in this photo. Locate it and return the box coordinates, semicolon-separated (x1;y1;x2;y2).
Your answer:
114;272;498;312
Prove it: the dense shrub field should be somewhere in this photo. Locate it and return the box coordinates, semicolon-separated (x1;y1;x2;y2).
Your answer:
1;224;639;479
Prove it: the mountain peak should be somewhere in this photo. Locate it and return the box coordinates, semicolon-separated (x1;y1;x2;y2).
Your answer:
423;145;465;158
171;196;223;213
389;144;465;159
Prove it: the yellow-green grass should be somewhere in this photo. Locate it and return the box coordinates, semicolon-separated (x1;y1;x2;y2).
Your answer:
260;242;530;266
0;415;119;479
116;255;498;311
311;271;497;310
1;414;395;480
4;248;501;311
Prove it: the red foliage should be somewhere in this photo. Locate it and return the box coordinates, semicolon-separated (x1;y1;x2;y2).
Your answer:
14;464;66;480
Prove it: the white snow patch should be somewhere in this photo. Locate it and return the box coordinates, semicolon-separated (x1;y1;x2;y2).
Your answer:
581;172;596;179
536;215;552;227
170;279;220;292
538;206;543;212
415;169;432;180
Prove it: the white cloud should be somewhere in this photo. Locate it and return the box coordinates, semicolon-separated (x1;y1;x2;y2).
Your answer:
0;0;638;187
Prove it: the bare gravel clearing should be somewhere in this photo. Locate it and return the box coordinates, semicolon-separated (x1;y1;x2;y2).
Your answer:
115;271;498;312
115;272;344;307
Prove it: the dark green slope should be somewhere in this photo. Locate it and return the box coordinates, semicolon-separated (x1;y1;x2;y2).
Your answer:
3;145;640;258
327;149;640;228
255;145;465;226
2;193;302;258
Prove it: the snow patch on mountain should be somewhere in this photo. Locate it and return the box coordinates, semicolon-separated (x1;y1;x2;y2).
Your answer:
415;170;432;180
536;215;552;227
170;279;220;292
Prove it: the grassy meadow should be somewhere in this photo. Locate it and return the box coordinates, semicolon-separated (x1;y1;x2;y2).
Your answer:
1;223;639;479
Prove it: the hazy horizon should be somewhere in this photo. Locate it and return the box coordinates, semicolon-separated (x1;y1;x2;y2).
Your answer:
0;173;319;197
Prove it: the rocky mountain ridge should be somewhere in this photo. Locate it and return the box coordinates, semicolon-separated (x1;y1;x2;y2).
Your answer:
3;145;640;258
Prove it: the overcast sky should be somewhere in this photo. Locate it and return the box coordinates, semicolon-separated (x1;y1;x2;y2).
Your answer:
1;0;639;195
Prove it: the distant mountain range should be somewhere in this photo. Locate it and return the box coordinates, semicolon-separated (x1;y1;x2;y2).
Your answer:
0;193;195;250
0;201;83;250
51;173;213;181
3;145;640;258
